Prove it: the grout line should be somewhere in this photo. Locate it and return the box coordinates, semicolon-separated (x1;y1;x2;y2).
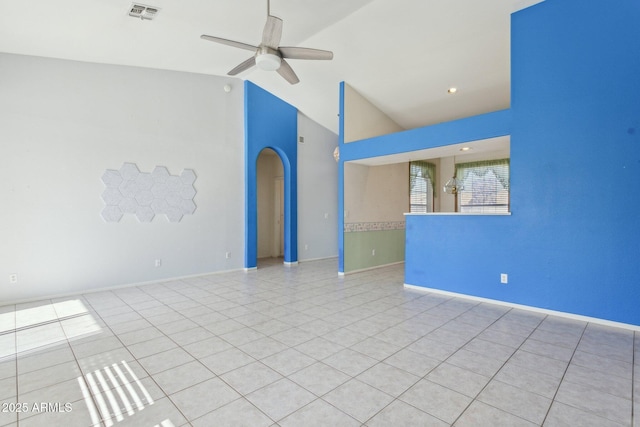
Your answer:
359;301;480;425
350;295;530;425
0;312;91;336
55;303;108;427
632;331;636;426
405;283;640;332
13;309;18;425
6;261;635;426
437;307;544;426
538;320;588;426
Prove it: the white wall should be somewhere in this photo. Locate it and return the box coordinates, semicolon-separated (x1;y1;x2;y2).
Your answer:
343;83;404;143
344;162;409;222
0;53;245;303
297;113;339;261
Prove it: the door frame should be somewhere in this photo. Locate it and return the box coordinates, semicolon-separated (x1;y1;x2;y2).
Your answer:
273;176;284;257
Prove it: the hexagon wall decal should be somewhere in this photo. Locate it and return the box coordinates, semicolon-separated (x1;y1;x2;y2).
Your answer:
101;205;123;222
136;206;155;223
101;163;197;223
101;170;123;188
119;163;140;181
180;169;197;185
152;166;170;183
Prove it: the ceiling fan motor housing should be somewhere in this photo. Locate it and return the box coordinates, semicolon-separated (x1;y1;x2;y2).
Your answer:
255;46;281;71
200;8;332;84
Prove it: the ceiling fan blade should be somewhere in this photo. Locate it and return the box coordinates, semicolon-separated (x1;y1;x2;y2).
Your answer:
279;47;333;60
200;35;257;52
262;15;283;49
277;59;300;85
228;56;256;76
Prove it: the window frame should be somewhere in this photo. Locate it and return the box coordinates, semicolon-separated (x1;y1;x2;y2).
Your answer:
455;158;510;214
409;161;436;213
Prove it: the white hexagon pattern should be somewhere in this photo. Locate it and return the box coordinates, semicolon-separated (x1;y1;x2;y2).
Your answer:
101;163;197;223
101;205;123;222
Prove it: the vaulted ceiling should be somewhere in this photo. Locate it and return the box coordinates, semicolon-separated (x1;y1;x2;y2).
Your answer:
0;0;543;134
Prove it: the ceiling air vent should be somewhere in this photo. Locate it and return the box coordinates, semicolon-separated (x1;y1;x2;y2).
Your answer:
129;3;160;20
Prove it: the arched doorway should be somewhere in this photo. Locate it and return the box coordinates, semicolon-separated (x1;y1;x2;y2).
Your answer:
243;81;298;270
257;148;285;266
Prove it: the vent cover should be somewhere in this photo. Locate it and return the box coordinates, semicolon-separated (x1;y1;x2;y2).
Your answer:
129;3;160;20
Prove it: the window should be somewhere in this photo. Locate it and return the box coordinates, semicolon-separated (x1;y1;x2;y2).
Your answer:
456;159;510;213
409;161;436;213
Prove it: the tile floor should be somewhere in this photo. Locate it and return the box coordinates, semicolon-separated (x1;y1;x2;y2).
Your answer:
0;258;638;426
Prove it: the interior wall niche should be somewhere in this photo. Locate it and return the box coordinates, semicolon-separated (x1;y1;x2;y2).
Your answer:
101;162;197;223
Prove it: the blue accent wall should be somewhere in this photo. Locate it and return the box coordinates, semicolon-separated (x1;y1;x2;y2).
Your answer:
404;0;640;325
244;81;298;268
340;109;512;163
336;98;511;273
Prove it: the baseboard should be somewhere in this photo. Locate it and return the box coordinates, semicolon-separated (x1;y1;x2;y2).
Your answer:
342;261;405;276
404;283;640;332
298;256;338;263
2;258;343;306
1;267;247;307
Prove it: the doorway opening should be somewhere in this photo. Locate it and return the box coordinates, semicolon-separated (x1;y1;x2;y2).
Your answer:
257;148;285;267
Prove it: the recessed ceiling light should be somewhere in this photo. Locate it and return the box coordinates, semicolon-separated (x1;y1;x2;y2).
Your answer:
448;87;458;94
460;147;472;152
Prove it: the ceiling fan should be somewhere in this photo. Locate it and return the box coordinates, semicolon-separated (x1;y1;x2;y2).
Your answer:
200;0;333;85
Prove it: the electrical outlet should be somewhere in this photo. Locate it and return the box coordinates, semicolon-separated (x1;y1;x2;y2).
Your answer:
372;249;376;256
501;273;508;284
324;213;329;219
9;274;18;284
225;252;231;259
155;259;162;267
304;244;308;251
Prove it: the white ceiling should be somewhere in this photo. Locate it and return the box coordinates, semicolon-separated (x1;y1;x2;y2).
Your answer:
0;0;542;134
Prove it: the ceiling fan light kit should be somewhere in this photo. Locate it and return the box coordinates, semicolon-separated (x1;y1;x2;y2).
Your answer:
200;0;333;84
255;47;282;71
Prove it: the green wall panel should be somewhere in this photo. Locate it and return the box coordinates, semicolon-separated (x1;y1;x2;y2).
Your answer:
344;229;405;272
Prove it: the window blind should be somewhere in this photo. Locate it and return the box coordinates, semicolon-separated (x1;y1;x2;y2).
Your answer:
410;161;435;213
456;159;510;213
